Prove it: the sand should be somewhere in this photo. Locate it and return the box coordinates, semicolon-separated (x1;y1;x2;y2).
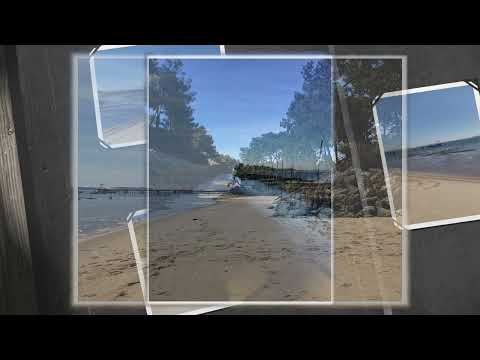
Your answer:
79;194;403;305
407;171;480;225
78;223;145;302
148;195;332;302
334;217;403;302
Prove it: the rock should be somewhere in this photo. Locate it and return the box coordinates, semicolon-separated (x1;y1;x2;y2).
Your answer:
343;174;357;186
362;206;377;217
334;174;344;186
377;207;391;217
318;208;332;218
380;199;390;209
346;194;360;205
349;202;362;213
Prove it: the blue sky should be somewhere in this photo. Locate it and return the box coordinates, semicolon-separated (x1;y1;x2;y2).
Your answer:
377;84;480;150
94;57;324;159
93;46;221;91
78;46;222;187
78;48;331;186
173;59;317;159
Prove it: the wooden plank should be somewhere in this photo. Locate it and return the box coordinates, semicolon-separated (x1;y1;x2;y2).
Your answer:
9;45;94;314
11;45;146;314
0;45;36;314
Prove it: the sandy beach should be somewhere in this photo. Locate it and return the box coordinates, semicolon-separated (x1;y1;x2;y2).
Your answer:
407;171;480;225
78;223;145;302
79;193;404;304
149;195;331;302
78;195;332;303
334;217;403;302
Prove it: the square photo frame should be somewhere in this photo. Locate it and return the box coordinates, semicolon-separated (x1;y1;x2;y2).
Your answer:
89;45;225;149
374;80;480;230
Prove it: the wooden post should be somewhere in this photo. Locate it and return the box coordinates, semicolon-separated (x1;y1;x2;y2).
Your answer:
0;45;36;314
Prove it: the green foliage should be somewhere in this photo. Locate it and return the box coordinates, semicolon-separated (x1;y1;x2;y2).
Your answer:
334;59;402;169
149;59;233;166
240;60;333;171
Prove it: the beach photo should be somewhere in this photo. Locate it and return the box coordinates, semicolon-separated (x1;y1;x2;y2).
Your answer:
147;57;333;302
76;45;223;303
333;58;404;303
376;81;480;229
90;46;223;149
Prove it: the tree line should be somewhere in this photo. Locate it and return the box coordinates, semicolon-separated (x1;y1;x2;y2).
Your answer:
148;58;402;173
149;59;236;167
239;61;333;171
239;59;402;172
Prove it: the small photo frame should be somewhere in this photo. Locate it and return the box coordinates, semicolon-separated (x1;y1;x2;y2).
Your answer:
374;80;480;230
89;45;224;149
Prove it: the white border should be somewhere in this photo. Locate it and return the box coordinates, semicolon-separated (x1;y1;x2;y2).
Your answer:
127;210;232;315
73;52;408;311
72;54;145;309
127;210;152;315
73;46;227;312
145;54;407;308
147;54;334;306
373;81;480;231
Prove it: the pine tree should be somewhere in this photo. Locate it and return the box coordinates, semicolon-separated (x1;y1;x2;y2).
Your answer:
149;59;218;164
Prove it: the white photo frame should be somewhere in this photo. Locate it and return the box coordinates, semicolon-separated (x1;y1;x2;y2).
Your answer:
147;55;335;306
374;81;480;231
89;45;225;150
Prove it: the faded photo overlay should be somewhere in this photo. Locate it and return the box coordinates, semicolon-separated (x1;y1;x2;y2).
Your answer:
376;81;480;229
147;57;333;302
77;54;409;307
76;46;222;304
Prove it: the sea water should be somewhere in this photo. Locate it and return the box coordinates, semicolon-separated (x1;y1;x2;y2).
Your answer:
386;136;480;177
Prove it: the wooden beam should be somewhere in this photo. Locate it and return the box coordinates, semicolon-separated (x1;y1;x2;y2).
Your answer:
9;45;143;314
0;45;36;314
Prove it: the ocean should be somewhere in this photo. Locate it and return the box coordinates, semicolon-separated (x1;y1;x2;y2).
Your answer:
98;89;146;131
385;135;480;177
78;173;232;239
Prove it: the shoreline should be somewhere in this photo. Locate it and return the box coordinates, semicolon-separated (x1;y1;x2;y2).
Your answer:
148;195;332;302
407;170;480;183
79;194;332;302
78;193;403;303
78;193;230;243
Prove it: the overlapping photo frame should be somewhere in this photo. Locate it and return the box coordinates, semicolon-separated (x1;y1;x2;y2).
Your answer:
373;80;480;230
75;51;409;313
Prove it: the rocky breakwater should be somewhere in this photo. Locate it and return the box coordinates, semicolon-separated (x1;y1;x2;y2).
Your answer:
333;168;391;218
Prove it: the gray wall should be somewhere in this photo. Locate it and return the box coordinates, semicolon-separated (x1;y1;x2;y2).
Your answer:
8;44;480;314
220;45;480;315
